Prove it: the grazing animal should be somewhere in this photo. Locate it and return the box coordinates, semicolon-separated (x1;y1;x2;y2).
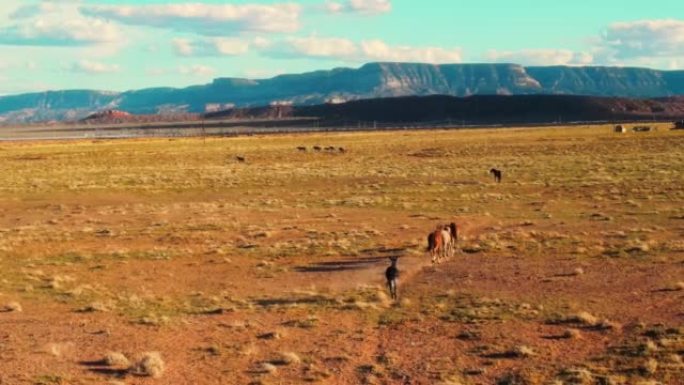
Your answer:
447;222;459;255
427;227;447;264
313;146;322;151
297;146;307;152
338;147;346;153
236;156;246;163
490;168;502;183
325;146;335;151
674;120;684;130
385;256;399;300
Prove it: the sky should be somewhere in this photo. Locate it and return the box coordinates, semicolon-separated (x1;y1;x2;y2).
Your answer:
0;0;683;95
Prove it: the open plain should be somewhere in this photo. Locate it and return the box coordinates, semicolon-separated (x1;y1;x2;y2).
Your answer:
0;124;682;385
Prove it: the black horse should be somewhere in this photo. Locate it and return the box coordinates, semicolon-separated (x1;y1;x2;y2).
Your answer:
385;256;400;300
490;168;502;183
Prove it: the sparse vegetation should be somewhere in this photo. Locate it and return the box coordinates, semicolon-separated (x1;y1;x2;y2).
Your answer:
129;352;165;378
104;352;130;367
0;125;682;384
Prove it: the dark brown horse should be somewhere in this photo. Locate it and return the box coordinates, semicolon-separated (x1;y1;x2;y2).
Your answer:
490;168;502;183
385;256;399;300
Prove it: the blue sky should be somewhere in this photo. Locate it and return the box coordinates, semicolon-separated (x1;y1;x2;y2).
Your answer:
1;0;683;95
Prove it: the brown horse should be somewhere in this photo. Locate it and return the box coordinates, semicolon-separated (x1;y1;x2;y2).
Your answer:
426;228;444;264
428;223;460;263
427;225;452;263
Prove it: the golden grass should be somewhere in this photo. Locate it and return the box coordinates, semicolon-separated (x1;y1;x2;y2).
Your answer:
0;124;682;384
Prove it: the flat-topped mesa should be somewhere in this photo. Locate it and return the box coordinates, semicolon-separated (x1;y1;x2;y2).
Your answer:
2;62;684;123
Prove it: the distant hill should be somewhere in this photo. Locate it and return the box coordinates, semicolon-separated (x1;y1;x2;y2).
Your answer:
206;94;684;125
2;62;684;123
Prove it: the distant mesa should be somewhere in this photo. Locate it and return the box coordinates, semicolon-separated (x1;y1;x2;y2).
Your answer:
2;62;684;124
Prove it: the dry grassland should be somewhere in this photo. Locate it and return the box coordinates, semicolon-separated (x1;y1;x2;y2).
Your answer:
0;124;682;384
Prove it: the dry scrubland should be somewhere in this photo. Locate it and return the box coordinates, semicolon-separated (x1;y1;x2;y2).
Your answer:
0;124;682;385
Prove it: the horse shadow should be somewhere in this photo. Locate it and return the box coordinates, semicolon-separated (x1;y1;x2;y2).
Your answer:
79;360;128;378
293;256;389;273
253;296;334;308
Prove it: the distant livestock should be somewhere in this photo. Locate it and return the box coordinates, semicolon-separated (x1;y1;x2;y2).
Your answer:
235;156;246;162
632;126;652;132
308;145;347;153
297;146;307;152
490;168;502;183
674;120;684;130
614;125;626;133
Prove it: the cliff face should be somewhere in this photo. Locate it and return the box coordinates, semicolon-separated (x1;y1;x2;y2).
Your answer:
2;62;684;123
525;66;672;97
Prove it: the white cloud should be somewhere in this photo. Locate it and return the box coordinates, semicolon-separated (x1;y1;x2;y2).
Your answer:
0;1;123;46
603;19;684;59
361;40;462;63
172;37;252;56
264;36;461;63
179;64;216;77
83;3;301;35
275;36;359;59
173;38;194;56
71;59;120;74
215;38;250;55
252;37;272;50
326;0;391;15
485;49;593;66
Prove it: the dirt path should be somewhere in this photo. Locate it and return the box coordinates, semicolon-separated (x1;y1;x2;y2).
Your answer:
287;217;491;295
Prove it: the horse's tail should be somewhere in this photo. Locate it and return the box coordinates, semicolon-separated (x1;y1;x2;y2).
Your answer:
426;232;435;252
450;222;458;241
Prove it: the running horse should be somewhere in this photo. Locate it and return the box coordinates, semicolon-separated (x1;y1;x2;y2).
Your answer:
427;223;459;264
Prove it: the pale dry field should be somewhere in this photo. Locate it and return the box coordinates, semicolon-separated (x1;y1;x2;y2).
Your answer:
0;124;682;385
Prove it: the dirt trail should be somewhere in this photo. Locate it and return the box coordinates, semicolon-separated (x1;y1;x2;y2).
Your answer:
330;217;492;294
289;218;491;296
292;252;436;294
